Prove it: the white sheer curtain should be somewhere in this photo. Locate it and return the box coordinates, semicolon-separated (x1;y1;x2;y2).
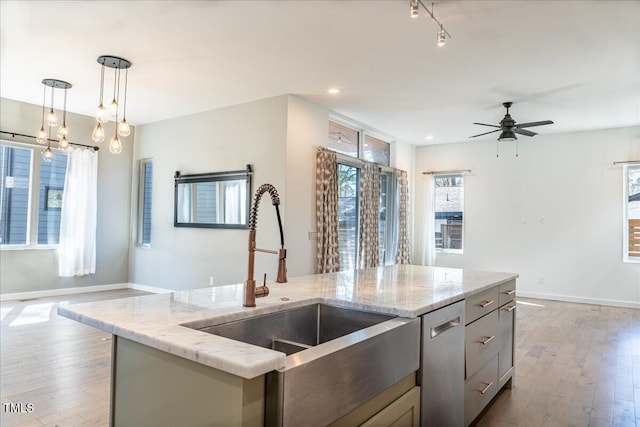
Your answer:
421;173;436;266
58;148;98;277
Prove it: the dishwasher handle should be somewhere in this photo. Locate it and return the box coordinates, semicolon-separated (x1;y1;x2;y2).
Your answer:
430;316;461;339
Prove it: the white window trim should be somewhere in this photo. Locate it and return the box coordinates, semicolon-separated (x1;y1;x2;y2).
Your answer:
623;164;639;263
0;140;67;250
434;173;465;255
137;158;153;248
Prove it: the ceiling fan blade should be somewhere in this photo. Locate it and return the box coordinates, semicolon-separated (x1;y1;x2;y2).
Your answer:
514;128;537;137
473;122;501;128
469;129;500;138
516;120;553;128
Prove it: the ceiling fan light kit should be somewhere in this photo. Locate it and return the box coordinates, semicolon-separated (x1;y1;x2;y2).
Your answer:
470;101;554;157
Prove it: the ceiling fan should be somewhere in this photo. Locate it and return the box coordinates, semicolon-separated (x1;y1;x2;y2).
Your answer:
470;102;554;142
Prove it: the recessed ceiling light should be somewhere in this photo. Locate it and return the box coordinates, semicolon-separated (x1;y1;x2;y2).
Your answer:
425;135;434;140
328;88;341;94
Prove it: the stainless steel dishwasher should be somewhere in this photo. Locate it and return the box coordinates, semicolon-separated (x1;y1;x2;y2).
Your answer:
421;300;465;426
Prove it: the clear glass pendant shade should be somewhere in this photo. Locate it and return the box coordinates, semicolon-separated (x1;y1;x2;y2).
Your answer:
43;147;53;162
92;123;105;143
109;135;123;154
58;135;69;150
36;127;48;144
117;118;130;137
46;110;58;127
57;124;68;139
96;103;108;123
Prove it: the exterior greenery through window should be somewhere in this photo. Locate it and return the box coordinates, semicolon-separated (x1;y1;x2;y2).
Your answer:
434;174;464;252
328;121;394;270
1;141;67;247
138;159;153;246
624;165;639;261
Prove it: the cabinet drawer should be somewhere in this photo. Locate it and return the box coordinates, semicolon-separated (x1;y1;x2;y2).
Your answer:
499;280;516;307
464;354;498;427
465;287;499;325
465;310;499;378
361;387;420;427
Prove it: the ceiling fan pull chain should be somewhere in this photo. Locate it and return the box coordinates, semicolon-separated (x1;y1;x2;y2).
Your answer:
516;140;519;157
496;141;499;158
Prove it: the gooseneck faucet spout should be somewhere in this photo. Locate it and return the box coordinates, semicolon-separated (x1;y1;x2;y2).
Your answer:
244;184;287;307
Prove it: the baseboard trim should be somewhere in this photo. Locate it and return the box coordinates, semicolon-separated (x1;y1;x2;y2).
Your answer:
128;283;175;294
0;283;175;302
0;283;129;302
517;291;640;309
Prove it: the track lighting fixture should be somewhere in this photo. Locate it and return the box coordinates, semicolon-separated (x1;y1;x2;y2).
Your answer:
410;0;419;18
35;79;72;161
409;1;451;47
93;55;132;153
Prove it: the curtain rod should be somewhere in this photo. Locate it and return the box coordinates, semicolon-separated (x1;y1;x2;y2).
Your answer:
422;169;471;175
613;160;640;165
0;130;100;151
329;149;404;174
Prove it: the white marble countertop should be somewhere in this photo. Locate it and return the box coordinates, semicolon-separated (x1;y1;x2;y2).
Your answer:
58;265;517;379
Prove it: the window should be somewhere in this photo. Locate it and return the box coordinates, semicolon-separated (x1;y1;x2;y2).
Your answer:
434;174;464;252
328;121;359;157
624;165;639;261
364;134;390;167
330;122;396;270
1;142;67;247
138;159;153;246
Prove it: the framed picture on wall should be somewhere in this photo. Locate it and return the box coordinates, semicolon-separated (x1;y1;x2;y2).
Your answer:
45;186;63;210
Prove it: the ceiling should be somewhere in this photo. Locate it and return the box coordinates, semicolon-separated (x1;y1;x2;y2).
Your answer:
1;1;639;145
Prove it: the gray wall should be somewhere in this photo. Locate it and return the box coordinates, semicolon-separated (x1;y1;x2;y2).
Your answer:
0;98;134;294
130;96;288;290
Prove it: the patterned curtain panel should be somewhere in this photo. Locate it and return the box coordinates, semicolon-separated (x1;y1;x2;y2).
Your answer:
359;162;381;268
396;170;411;264
316;147;340;273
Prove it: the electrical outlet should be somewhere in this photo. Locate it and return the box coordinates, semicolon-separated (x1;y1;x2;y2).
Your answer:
538;277;544;284
308;231;318;240
209;276;214;286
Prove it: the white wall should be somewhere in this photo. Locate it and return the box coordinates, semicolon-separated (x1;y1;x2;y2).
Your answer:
130;96;288;290
0;98;134;294
414;126;640;307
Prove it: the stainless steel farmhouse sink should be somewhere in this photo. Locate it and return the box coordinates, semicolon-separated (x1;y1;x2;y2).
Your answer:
185;303;420;427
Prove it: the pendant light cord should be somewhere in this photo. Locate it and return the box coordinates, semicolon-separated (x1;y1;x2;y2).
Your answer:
99;64;105;104
40;85;46;127
122;68;128;119
62;88;67;126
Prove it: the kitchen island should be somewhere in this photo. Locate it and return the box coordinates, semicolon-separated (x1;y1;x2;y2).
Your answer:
59;265;518;426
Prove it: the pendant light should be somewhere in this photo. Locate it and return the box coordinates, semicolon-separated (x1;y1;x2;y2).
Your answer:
35;79;72;158
92;55;132;152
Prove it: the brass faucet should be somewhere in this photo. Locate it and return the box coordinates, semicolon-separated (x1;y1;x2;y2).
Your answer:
244;184;287;307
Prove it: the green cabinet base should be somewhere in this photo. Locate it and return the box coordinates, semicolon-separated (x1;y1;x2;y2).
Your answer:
110;336;265;427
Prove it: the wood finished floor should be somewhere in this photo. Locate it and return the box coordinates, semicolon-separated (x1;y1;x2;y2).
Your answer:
1;291;638;426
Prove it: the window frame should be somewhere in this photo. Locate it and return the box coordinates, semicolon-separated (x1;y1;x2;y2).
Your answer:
434;173;465;255
0;140;66;250
330;119;398;270
137;158;153;248
623;164;639;263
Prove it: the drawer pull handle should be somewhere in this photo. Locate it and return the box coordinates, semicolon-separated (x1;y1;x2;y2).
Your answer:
504;290;516;295
430;316;461;339
480;335;495;345
503;305;516;312
479;300;494;308
479;382;493;395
